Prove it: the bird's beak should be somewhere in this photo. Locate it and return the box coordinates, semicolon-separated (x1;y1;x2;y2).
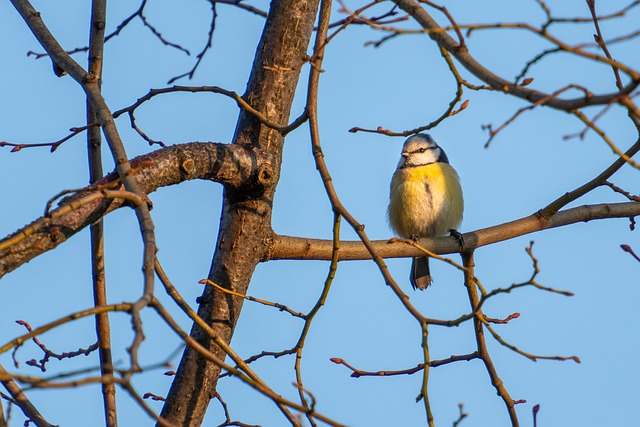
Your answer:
401;151;409;158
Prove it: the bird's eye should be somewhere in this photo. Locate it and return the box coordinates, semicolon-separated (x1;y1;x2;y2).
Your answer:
419;148;427;153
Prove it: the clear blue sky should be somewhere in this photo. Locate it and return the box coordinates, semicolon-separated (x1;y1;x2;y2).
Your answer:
1;1;639;426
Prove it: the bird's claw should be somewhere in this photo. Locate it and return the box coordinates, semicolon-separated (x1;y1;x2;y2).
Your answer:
449;229;464;250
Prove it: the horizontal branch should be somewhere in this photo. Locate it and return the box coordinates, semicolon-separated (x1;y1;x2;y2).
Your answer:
267;202;640;261
2;141;638;277
0;142;274;278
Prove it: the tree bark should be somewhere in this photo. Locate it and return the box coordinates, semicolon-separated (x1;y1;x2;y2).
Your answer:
0;142;269;278
158;1;321;425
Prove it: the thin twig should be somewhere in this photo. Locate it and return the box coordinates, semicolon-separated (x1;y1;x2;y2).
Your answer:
155;261;345;426
168;0;217;84
330;352;479;377
0;123;99;152
200;279;306;318
87;0;118;423
462;252;520;426
483;321;581;363
0;363;54;427
586;0;624;92
452;403;467;427
10;0;158;381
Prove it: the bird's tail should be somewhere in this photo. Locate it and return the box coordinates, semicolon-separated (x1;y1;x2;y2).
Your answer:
410;256;432;290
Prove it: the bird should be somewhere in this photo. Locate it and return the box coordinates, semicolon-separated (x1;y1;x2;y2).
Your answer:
388;133;464;290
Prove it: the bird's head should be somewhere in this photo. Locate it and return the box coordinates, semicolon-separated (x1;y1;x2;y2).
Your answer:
397;133;449;168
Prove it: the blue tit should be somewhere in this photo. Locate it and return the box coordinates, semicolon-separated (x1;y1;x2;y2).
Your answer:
388;133;464;290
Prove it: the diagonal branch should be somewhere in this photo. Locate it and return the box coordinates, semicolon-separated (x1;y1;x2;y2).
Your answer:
0;142;273;278
541;138;640;218
392;0;640;110
9;0;157;375
0;364;54;427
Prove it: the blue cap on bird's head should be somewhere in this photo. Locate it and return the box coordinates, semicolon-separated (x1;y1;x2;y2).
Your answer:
406;133;435;145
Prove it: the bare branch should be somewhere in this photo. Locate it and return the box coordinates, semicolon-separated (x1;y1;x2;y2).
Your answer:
621;244;640;262
462;252;520;425
200;279;306;318
541;138;640;218
9;1;158;366
0;124;97;153
452;403;468;427
392;0;640;110
168;1;217;84
269;201;640;261
0;142;273;277
586;0;624;92
330;352;479;378
0;364;54;427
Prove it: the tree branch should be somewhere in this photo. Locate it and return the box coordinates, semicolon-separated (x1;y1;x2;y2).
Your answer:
0;364;54;427
0;142;273;278
268;202;640;261
86;0;117;424
158;1;321;425
9;0;157;375
3;151;637;281
462;251;519;426
392;0;640;110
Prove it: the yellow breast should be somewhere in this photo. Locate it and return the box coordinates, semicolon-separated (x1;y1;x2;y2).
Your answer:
388;162;463;238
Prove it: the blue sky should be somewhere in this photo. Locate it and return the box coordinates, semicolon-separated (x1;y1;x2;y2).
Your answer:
1;1;639;426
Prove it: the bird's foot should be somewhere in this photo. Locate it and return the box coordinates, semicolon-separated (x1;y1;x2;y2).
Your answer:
449;229;464;250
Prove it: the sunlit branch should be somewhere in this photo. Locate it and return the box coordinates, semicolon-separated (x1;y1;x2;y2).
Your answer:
113;85;305;134
330;352;479;378
330;1;404;30
168;1;217;84
349;44;471;136
201;279;306;318
541;138;640;218
14;320;98;372
213;392;261;427
13;346;182;390
462;252;520;426
483;84;593;148
149;291;346;427
295;208;340;425
452;403;468;427
1;369;177;427
269;201;640;261
9;2;157;374
310;0;429;333
391;0;640;109
0;123;98;152
571;110;639;169
0;142;274;277
587;0;624;92
419;0;466;48
0;363;53;427
86;0;117;422
482;321;580;363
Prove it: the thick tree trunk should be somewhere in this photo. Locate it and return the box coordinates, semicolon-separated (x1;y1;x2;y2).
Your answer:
158;1;321;426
